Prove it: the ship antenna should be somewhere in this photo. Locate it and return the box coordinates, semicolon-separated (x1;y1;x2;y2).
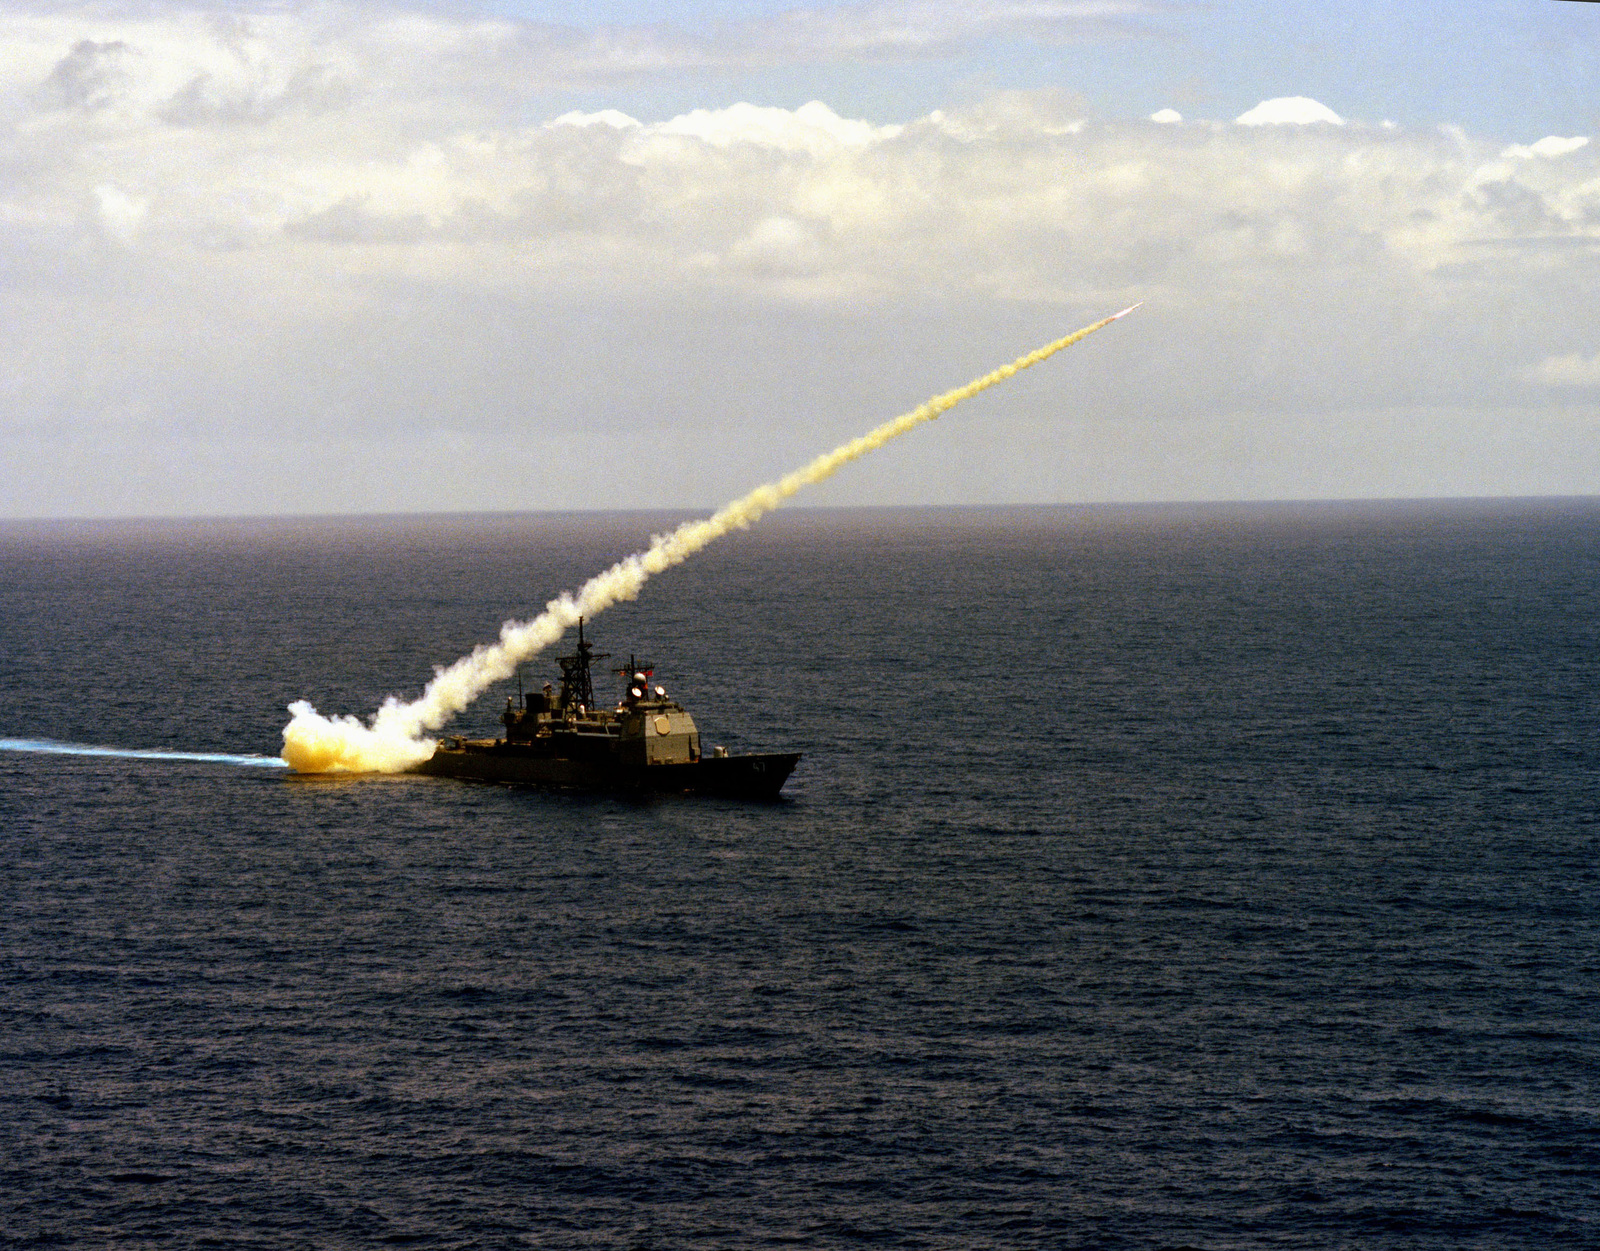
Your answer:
556;615;606;711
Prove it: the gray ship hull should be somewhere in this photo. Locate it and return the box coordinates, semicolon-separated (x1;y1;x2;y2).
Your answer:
412;741;801;800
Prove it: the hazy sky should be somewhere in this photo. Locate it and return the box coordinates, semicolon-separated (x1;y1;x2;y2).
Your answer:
3;0;1598;517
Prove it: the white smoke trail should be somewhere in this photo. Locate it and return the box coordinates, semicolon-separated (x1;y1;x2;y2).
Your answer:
0;738;289;768
282;304;1140;773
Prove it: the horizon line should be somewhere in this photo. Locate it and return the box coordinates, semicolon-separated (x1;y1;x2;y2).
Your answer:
4;494;1600;529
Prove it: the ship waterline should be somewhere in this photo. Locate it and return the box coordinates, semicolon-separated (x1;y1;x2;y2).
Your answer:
410;618;800;799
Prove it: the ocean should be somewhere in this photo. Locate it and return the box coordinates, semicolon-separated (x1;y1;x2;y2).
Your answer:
1;501;1597;1248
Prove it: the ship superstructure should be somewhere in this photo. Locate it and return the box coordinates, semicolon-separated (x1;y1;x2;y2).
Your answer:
411;620;799;798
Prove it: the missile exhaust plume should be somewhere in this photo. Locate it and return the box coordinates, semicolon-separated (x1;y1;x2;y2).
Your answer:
281;304;1140;773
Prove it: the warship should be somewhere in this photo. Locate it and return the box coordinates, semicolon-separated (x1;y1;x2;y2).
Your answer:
411;620;801;799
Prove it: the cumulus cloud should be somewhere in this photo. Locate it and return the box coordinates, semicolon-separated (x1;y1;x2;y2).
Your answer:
2;2;1599;514
654;100;903;150
548;109;641;131
1502;135;1589;160
4;9;1597;307
1235;96;1344;126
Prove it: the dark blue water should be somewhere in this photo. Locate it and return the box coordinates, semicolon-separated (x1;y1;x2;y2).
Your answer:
2;502;1597;1249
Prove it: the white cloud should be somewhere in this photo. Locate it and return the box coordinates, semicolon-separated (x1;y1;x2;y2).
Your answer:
548;109;641;131
1235;97;1344;126
4;3;1600;513
93;183;147;242
1149;108;1181;124
1526;352;1600;388
5;20;1599;312
1502;135;1589;160
651;100;902;151
728;214;822;273
5;11;1597;308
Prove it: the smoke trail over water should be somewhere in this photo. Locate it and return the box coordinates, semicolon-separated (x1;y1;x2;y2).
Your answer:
281;305;1140;773
1;738;290;768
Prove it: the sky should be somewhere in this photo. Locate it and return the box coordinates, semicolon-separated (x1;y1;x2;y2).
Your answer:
2;0;1599;518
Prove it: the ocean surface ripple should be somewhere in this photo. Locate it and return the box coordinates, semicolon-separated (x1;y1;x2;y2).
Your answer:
1;502;1596;1249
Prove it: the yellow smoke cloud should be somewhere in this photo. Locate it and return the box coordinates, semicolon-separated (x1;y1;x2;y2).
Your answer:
281;304;1139;773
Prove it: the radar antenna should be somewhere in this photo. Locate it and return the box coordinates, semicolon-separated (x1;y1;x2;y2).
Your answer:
556;617;609;710
612;654;656;682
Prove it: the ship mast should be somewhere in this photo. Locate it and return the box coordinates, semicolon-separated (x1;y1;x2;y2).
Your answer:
556;617;608;710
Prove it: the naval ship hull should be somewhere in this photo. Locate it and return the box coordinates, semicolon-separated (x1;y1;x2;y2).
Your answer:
413;741;801;800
